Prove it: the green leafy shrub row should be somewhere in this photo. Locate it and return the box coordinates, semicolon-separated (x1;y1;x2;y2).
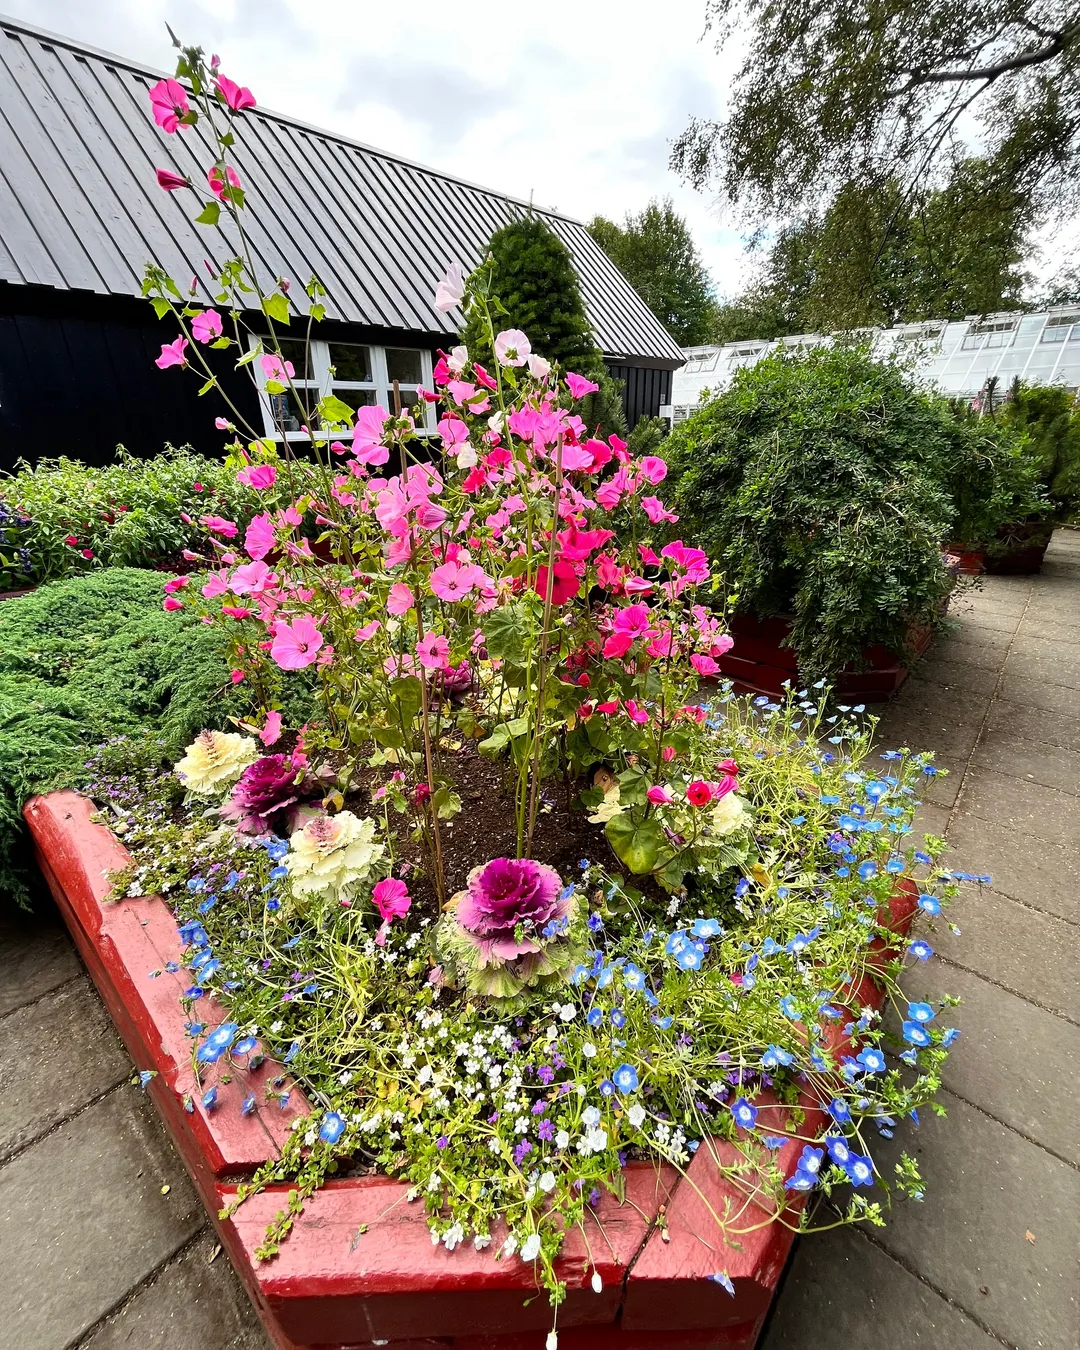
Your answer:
0;568;311;907
0;445;271;590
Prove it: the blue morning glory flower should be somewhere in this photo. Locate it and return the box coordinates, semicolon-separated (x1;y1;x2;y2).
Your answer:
665;931;689;956
198;895;217;915
241;1094;256;1115
941;1028;961;1046
201;1086;218;1111
856;1047;886;1073
319;1111;346;1144
908;939;933;961
709;1271;735;1295
779;996;801;1020
845;1153;875;1187
827;1098;852;1125
232;1035;259;1057
613;1063;639;1094
917;893;941;915
731;1097;757;1130
622;964;646;992
675;945;704;971
825;1135;851;1166
902;1021;932;1047
184;985;205;1000
864;781;888;804
692;918;723;938
762;1045;794;1069
907;1001;935;1023
885;858;905;874
611;1009;627;1029
783;1168;817;1192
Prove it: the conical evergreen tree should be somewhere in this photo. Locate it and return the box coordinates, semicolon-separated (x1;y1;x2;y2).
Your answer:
461;215;627;438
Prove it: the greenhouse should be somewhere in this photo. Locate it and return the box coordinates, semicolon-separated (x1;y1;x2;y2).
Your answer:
666;307;1080;423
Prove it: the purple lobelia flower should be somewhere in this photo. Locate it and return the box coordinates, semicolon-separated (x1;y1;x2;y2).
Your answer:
221;754;317;836
455;858;567;962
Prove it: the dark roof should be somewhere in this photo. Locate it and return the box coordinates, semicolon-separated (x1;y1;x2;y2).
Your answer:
0;17;684;366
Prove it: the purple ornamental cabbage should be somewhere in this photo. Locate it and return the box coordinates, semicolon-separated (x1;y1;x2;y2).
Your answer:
455;857;567;962
221;754;314;836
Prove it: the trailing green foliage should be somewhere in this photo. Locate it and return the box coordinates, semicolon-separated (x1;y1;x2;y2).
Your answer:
0;445;270;589
461;216;627;438
666;345;956;677
0;569;309;907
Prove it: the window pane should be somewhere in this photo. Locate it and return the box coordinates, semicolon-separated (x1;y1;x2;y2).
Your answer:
386;388;427;413
385;348;424;384
328;344;373;383
331;386;378;414
268;390;310;434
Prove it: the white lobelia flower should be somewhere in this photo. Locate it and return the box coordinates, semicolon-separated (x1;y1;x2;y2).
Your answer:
175;729;257;796
627;1103;647;1128
538;1171;556;1193
286;811;385;906
520;1232;542;1262
555;1129;570;1149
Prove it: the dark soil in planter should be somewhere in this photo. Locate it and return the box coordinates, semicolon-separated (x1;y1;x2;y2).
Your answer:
984;521;1055;575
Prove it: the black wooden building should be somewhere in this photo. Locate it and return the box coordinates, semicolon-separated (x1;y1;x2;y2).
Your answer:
0;19;684;470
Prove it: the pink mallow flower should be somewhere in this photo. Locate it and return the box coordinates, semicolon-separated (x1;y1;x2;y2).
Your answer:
638;456;668;486
208;165;242;201
416;632;450;670
429;560;488;602
352;405;391;466
260;710;283;746
602;602;655;659
245;513;276;560
373;877;411;923
148;78;191;135
201;514;238;537
214;74;257;112
434;261;465;313
155;168;189;191
641;495;678;525
237;464;277;489
387;583;415;615
455;858;567;962
261;353;295;383
493;329;531;367
191;310;223;344
565;372;600;399
155;337;188;370
690;653;720;677
271;617;325;669
647;785;675;804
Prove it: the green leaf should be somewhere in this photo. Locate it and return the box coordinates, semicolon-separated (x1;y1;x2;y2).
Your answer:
432;787;462;820
309;303;326;322
605;812;664;874
197;377;217;396
262;293;291;325
617;767;650;806
194;201;221;227
477;725;510;755
149;296;173;320
372;724;404;749
318;394;355;427
388;676;422;721
482;602;534;662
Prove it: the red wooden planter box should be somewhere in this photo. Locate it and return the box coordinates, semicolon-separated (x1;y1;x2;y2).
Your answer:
25;791;916;1350
717;613;937;703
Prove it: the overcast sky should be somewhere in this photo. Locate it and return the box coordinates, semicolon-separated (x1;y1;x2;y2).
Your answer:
6;0;755;295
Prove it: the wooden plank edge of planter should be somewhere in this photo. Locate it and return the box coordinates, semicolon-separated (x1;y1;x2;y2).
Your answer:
24;790;916;1350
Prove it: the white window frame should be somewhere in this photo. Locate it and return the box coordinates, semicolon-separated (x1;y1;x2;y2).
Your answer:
250;337;435;442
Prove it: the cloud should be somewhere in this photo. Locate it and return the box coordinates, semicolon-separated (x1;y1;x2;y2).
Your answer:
334;53;506;148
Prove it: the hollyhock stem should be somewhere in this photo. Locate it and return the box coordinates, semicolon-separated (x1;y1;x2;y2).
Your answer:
524;434;564;857
396;380;446;904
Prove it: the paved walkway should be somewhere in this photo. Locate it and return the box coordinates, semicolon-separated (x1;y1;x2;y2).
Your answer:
1;532;1077;1350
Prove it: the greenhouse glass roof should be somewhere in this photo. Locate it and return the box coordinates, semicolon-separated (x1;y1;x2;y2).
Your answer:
667;308;1080;422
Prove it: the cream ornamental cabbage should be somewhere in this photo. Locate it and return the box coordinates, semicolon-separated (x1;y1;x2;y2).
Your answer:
710;792;749;835
286;811;385;905
175;730;258;795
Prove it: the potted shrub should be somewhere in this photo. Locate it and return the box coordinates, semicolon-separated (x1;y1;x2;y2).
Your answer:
663;345;955;696
27;45;975;1350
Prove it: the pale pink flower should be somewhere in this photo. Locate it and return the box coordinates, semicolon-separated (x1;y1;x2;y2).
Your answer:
355;621;381;641
414;501;448;531
434;261;465;312
215;417;233;431
271;617;325;670
446;344;469;375
148;78;191;135
155;336;188;370
260;353;295;383
237;464;277;489
527;353;551;380
229;560;271;594
416;632;450;670
214;74;256;112
691;653;720;677
156;167;189;191
201;514;238;537
437;416;469;451
662;745;677;762
191;310;223;344
429;560;487;602
494;328;531;367
244;513;276;560
260;710;283;746
565;372;599;399
387;583;415;615
201;570;230;599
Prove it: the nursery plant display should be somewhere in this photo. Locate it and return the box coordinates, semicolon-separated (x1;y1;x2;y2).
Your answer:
31;40;979;1348
663;345;956;683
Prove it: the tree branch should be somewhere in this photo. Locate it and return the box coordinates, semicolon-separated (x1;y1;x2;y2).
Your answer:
891;21;1080;95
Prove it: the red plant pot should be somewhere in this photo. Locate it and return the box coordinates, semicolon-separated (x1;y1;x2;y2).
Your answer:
983;522;1054;576
716;612;938;703
944;547;986;576
24;791;916;1350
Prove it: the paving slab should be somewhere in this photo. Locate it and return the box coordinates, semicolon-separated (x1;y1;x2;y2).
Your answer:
998;674;1080;717
0;1086;203;1350
919;636;1008;670
1004;644;1080;693
868;1091;1080;1350
1018;615;1080;645
945;810;1080;924
956;765;1080;849
760;1226;993;1350
954;590;1029;618
0;976;130;1160
900;959;1080;1165
79;1232;270;1350
930;887;1080;1022
0;899;81;1017
908;659;1000;696
983;697;1080;752
949;605;1021;635
870;706;984;767
968;731;1080;795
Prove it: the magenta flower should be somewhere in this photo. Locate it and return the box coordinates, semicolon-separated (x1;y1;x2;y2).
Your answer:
352;405;391;466
456;858;567;962
236;463;277;489
208;165;242;202
440;661;472;694
191;310;223;344
261;353;295;383
244;513;276;561
156;168;189;191
148;78;191;135
430;560;488;602
638;456;668;486
221;754;313;835
416;632;450;670
565;372;600;399
373;877;411;923
155;336;188;370
214;75;257;112
271;617;325;670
